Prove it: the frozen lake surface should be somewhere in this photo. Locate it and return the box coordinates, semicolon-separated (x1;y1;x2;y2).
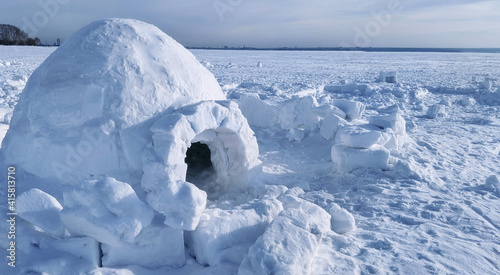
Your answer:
0;45;499;274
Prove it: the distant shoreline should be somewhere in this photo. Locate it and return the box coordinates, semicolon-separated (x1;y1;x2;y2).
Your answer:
2;44;499;54
187;46;500;54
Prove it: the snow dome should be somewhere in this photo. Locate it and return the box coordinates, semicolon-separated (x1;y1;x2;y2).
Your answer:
1;18;259;230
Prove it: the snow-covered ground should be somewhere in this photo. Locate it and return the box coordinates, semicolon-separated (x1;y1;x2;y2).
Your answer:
195;49;500;274
0;46;56;145
1;40;499;274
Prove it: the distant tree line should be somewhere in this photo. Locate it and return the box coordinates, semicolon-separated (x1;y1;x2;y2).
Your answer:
0;24;41;46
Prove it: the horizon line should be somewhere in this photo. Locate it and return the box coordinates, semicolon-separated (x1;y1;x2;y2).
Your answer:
185;46;500;54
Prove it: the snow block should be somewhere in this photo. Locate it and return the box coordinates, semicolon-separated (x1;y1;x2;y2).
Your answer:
279;96;320;130
141;170;207;231
29;237;101;274
238;199;331;275
336;125;382;149
331;144;390;172
377;131;402;151
3;111;13;124
369;112;406;135
286;128;305;142
324;84;375;97
426;104;447;119
239;93;279;128
329;204;356;234
333;99;365;120
378;71;398;83
40;237;101;268
480;77;498;92
378;104;402;114
485;175;500;196
17;188;67;238
411;88;429;103
320;113;347;140
1;18;225;185
102;217;185;269
458;97;476;107
187;198;283;267
60;178;154;246
314;104;347;120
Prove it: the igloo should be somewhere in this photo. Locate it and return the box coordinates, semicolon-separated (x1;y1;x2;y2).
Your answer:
1;18;259;231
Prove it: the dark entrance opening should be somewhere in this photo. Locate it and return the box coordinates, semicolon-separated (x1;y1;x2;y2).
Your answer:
185;142;216;192
385;76;396;83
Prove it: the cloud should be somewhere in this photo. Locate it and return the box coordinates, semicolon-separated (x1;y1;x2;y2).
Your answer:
2;0;499;47
386;0;500;47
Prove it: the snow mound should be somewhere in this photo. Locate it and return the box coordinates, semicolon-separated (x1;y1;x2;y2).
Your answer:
60;178;154;247
484;175;500;196
426;104;447;119
1;18;226;185
331;144;391;172
320;113;347;140
286;128;306;142
102;216;185;269
186;197;283;267
239;93;279;128
239;193;331;275
40;237;101;268
458;97;476;107
17;189;67;238
329;203;356;234
27;237;101;274
279;96;320;130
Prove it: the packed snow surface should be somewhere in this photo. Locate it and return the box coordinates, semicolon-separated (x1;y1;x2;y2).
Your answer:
1;20;500;274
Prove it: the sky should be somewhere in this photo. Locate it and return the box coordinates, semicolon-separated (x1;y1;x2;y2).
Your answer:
1;0;499;48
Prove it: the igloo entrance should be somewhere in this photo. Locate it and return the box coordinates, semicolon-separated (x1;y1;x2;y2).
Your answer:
185;142;216;193
141;101;260;230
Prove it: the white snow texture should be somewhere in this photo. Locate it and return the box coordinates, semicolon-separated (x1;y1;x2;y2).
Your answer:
0;18;262;271
1;15;499;275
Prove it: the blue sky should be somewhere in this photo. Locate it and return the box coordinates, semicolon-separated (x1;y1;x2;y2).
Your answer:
2;0;499;47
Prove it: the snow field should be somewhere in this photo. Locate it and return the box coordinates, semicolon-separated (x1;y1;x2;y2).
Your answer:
201;49;499;274
0;21;499;274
